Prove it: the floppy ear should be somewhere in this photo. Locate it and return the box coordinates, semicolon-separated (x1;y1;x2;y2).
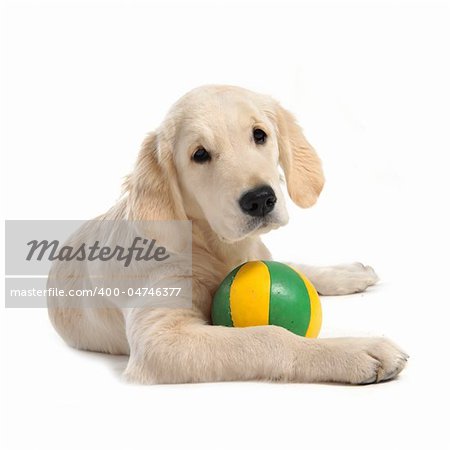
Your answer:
272;103;324;208
124;131;187;221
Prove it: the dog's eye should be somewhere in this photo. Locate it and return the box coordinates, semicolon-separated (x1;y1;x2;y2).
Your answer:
192;147;211;164
253;128;267;145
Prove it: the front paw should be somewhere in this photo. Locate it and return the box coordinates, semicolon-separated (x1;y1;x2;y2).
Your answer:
314;262;379;296
326;337;409;385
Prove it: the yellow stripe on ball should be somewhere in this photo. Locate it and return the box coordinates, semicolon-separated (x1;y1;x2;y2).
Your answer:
301;273;322;338
230;261;270;327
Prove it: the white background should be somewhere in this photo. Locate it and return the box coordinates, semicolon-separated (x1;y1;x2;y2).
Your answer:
1;1;449;449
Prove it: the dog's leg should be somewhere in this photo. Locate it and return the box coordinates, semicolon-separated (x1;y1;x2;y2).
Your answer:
289;262;379;296
124;307;407;385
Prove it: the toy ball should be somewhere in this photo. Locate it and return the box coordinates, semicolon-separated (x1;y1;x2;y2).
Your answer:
212;260;322;338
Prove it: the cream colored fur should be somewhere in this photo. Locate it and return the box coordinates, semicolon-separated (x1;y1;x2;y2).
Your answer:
48;85;408;384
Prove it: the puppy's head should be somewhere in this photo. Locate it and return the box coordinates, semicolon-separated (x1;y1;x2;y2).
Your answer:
127;85;324;242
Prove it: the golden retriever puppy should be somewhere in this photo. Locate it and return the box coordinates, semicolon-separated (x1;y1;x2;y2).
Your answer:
48;85;408;384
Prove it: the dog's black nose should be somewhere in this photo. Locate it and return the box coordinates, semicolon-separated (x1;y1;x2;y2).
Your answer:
239;185;277;217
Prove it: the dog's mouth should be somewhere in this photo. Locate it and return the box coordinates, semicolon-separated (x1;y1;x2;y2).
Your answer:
241;214;285;237
216;217;280;243
215;206;289;243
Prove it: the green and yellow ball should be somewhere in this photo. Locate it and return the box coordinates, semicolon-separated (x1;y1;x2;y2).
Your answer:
212;261;322;338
